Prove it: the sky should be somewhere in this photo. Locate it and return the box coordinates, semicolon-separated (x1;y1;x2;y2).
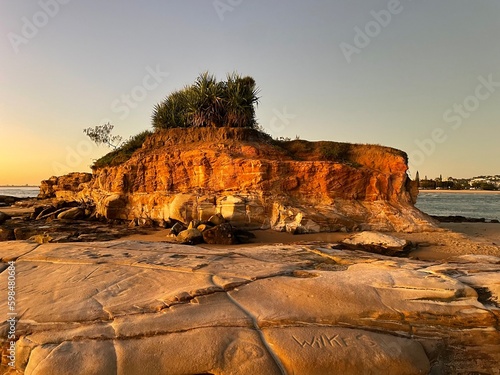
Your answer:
1;0;499;185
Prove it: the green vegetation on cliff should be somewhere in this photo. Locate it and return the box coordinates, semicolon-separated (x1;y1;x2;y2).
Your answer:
92;130;152;169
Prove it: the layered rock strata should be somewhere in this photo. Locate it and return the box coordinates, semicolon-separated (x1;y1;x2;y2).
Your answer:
40;128;437;232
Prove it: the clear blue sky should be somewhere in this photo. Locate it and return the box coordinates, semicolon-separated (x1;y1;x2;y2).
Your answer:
1;0;499;184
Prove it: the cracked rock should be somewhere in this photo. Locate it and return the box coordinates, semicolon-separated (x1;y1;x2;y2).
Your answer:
0;241;499;374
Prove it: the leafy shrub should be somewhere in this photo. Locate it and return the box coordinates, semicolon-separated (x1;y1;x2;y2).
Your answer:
92;130;152;169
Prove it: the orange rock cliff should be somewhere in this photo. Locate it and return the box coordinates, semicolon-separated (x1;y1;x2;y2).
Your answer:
39;128;436;232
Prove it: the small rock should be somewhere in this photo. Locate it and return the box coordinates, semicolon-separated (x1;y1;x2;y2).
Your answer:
164;228;177;238
341;231;410;256
137;218;154;227
29;234;53;244
0;228;15;241
128;219;138;228
157;219;172;228
202;223;237;245
171;222;186;235
208;213;226;226
57;207;85;220
0;211;11;224
188;220;201;230
233;228;256;243
197;224;210;232
176;228;203;245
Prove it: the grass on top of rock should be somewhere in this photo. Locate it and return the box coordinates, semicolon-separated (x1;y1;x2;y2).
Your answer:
275;139;356;164
274;139;407;166
92;130;152;169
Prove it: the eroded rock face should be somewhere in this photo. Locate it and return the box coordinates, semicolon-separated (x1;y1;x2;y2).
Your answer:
41;128;437;232
38;172;92;199
0;241;498;374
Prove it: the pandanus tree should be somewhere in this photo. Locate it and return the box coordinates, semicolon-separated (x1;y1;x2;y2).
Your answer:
152;72;259;130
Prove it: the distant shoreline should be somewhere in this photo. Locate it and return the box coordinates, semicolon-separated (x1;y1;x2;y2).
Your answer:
419;189;500;195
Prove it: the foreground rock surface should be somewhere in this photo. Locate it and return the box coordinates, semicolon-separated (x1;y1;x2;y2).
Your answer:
0;240;499;374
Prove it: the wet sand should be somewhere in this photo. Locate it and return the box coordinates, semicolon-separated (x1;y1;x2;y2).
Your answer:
122;223;500;262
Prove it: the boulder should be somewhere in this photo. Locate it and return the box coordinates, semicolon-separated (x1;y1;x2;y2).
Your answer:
38;208;68;221
0;211;11;224
196;224;210;232
14;227;37;240
208;213;226;226
176;228;203;245
202;223;237;245
341;231;410;256
35;206;57;220
57;207;85;220
188;220;201;230
0;195;21;205
171;222;186;235
234;228;257;243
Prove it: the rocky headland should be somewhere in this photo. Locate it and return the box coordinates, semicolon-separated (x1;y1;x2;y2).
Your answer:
38;127;436;235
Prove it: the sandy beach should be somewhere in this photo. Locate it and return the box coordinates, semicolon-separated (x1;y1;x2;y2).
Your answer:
121;222;500;261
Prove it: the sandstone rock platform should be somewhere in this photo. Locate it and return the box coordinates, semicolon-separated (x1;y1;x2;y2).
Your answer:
1;240;499;374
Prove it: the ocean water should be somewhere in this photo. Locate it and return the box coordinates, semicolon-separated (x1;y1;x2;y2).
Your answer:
0;187;40;198
416;192;500;221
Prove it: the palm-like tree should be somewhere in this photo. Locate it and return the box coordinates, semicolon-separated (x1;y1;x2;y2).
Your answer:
225;73;259;128
151;72;259;130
